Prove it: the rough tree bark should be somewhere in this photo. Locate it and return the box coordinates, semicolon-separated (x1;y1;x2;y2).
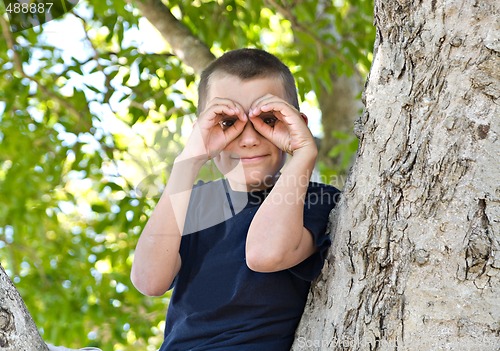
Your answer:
0;265;48;350
292;0;499;350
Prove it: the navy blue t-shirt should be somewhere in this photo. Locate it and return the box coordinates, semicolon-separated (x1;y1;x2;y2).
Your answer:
160;179;340;351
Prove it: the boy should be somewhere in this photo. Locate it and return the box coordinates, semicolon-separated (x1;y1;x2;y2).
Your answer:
131;48;340;350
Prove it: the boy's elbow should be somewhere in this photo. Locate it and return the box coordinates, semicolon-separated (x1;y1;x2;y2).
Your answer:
245;228;315;273
130;271;169;297
245;248;285;273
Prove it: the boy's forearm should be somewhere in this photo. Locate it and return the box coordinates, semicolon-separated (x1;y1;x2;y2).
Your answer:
131;156;204;296
246;147;317;271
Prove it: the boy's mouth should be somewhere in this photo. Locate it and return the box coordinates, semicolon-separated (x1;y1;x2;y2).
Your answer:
233;154;269;163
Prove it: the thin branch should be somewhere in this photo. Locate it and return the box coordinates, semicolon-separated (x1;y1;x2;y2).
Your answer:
73;12;116;105
131;0;215;74
0;15;92;131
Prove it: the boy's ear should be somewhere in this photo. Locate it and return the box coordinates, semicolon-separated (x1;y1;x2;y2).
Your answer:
300;113;308;125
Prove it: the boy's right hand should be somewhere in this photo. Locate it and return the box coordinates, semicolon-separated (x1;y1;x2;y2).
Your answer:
179;98;247;163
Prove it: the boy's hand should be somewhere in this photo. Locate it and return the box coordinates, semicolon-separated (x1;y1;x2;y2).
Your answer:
248;94;316;156
180;98;247;162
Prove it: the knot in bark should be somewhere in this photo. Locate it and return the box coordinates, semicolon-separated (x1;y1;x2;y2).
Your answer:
0;307;13;331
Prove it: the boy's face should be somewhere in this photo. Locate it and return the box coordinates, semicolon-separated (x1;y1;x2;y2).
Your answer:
206;73;288;191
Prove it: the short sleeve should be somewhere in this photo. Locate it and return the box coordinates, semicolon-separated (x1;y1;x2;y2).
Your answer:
288;183;341;281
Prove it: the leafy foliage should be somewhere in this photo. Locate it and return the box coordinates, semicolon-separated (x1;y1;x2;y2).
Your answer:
0;0;374;349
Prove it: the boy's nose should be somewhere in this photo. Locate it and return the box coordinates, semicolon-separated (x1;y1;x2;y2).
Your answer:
238;121;261;147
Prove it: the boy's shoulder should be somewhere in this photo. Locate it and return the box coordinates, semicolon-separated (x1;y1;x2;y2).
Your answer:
183;179;232;235
193;178;224;188
189;179;234;210
191;178;226;196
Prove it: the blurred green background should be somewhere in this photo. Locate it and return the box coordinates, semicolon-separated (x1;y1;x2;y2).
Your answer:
0;0;374;349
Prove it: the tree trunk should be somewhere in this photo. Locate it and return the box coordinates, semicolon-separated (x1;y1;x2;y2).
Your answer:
0;265;48;350
293;0;499;349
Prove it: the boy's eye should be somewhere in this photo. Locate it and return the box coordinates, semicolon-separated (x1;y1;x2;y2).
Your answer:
219;117;237;130
261;114;278;127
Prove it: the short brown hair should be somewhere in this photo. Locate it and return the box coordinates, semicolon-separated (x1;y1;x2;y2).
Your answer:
198;48;299;112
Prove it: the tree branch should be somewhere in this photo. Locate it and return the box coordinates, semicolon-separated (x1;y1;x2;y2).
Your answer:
132;0;215;74
0;264;49;350
73;13;115;105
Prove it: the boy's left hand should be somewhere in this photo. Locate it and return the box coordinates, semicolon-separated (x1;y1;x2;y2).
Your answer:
248;94;316;156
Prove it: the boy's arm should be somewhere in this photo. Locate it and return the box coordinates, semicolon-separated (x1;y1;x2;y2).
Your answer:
130;158;203;296
246;95;319;272
245;147;318;272
131;99;247;296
